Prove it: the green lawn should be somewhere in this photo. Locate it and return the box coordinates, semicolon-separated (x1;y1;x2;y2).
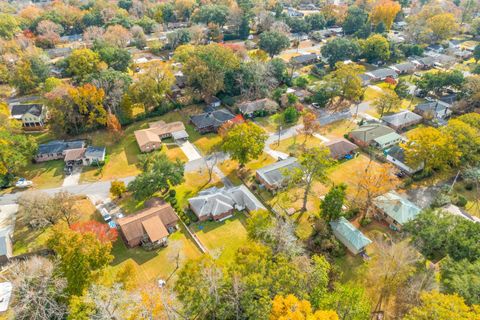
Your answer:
110;225;202;286
78;105;212;183
21;160;65;189
190;213;249;265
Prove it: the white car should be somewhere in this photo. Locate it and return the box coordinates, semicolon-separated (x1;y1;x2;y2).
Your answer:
15;178;32;188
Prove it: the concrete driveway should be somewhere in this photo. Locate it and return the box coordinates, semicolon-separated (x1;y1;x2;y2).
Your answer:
62;166;82;187
179;141;202;161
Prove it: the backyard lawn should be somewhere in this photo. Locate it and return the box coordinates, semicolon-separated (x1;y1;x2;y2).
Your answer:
110;225;202;286
190;213;249;265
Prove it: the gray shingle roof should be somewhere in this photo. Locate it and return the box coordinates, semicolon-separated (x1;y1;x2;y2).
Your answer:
238;99;279;115
367;68;398;79
291;53;317;64
37;140;86;155
389;62;416;73
256;157;300;187
381;110;422;127
350;124;396;143
190;109;235;129
10;104;43;117
85;146;106;159
188;185;265;217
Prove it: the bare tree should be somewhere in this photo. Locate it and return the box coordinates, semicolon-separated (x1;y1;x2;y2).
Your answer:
8;257;68;320
368;237;420;318
17;191;59;228
17;191;79;228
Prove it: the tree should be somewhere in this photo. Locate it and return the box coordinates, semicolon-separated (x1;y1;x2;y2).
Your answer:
106;112;123;138
36;20;63;48
66;49;103;82
370;0;401;30
96;45;132;72
472;18;480;37
259;31;290;57
130;25;146;49
129;63;174;111
441;257;480;305
17;191;79;228
320;283;372;320
343;6;369;36
47;225;113;296
128;153;184;199
427;13;459;42
300;112;321;145
71;220;119;243
360;34;391;63
416;70;464;96
110;180;127;198
473;44;480;63
321;38;361;67
103;25;132;48
368;238;419;315
373;89;400;117
246;210;305;258
167;29;191;50
394;79;409;98
458;113;480;130
8;257;68;320
89;69;131;115
192;4;229;26
183;43;240;98
69;283;139;319
286;147;334;212
9;53;50;94
0;13;19;39
270;295;338;320
405;210;480;262
0;109;37;183
239;15;250;40
353;163;397;217
221;122;267;167
324;62;365;105
404;292;480;320
306;13;326;31
283;106;299;124
442;119;480;165
402;127;461;174
320;184;347;223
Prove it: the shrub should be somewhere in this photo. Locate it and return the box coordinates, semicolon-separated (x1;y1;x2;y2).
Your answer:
453;194;468;207
169;189;176;198
344;208;360;220
360;217;372;227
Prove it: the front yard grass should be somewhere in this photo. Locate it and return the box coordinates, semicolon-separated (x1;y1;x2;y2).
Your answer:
269;134;325;156
319;119;358;139
190;213;249;265
110;225;202;286
173;170;223;209
21;160;65;189
79;105;208;183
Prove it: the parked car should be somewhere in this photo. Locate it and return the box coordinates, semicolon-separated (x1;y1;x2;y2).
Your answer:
15;178;33;188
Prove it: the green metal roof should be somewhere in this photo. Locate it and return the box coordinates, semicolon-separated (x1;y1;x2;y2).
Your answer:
330;217;372;253
373;132;402;146
374;192;421;225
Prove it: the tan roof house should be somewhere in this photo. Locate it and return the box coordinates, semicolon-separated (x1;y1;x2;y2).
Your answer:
117;200;179;248
134;120;188;152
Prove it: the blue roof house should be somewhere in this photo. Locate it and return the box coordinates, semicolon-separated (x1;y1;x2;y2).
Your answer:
374;191;421;230
330;217;372;255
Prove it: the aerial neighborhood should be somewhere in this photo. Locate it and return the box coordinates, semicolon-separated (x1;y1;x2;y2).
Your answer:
0;0;480;318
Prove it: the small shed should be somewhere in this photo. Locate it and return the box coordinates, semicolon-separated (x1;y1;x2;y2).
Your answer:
330;217;372;255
